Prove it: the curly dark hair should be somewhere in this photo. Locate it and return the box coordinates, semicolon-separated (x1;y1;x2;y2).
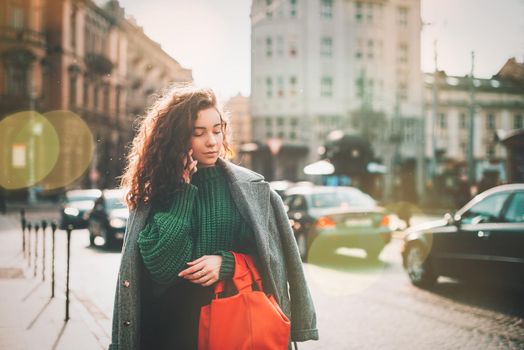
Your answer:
120;85;231;210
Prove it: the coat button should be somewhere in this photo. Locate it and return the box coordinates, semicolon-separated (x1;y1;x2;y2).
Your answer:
122;280;130;288
123;320;131;327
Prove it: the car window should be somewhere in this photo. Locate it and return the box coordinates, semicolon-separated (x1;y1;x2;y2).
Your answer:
291;195;307;211
310;190;375;209
461;192;510;224
106;197;126;210
503;192;524;223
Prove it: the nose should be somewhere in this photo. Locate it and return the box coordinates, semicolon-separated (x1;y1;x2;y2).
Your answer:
206;132;218;146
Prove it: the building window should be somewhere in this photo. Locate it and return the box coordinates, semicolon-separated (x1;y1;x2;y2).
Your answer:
278;131;285;138
277;117;284;126
291;118;298;126
399;42;408;63
290;131;296;139
460;113;467;129
486;144;495;158
398;82;408;101
439;113;447;129
10;6;24;29
355;2;362;21
266;37;273;58
277;76;284;97
290;76;297;95
321;76;333;97
266;77;273;98
103;84;110;113
266;117;273;127
290;0;297;17
69;74;77;108
366;2;373;22
320;0;333;19
398;6;408;26
266;0;273;19
289;40;298;57
94;85;99;110
115;86;121;115
276;36;284;57
321;37;333;58
486;113;495;129
83;78;89;109
6;64;28;95
367;39;374;59
514;114;523;129
355;51;362;59
71;6;77;49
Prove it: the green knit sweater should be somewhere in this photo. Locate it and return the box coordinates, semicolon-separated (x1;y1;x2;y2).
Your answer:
137;165;255;285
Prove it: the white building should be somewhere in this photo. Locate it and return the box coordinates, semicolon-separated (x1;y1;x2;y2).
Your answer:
250;0;423;198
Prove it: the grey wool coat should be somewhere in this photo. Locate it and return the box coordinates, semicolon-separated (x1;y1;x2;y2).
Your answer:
108;159;318;350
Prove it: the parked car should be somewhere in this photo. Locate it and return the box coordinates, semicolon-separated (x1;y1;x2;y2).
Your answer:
87;189;129;248
59;189;102;230
284;186;396;261
402;184;524;289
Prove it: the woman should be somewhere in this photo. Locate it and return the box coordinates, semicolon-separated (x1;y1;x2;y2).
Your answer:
109;86;318;350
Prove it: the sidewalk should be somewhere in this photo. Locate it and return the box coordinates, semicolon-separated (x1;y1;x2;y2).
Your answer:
0;213;108;350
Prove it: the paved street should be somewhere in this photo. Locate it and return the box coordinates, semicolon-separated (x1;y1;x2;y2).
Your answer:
1;210;524;350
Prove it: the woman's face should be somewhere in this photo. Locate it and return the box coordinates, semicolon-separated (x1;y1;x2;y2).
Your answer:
190;107;224;168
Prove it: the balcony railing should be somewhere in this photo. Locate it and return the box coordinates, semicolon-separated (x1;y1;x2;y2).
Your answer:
0;26;46;47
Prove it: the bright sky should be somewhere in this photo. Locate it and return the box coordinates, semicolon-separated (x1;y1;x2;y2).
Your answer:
117;0;524;100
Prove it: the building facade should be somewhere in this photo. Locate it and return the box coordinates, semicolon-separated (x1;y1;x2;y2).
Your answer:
0;0;192;196
250;0;423;198
223;93;253;167
423;58;524;204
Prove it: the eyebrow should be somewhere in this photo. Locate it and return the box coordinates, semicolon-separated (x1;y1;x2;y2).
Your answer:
193;123;222;130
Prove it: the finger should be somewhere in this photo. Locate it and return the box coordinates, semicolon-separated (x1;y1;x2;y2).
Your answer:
201;278;216;287
187;256;207;265
178;262;205;277
187;272;211;284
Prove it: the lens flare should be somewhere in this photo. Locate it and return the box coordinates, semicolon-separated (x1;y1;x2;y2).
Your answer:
39;110;95;190
0;111;60;189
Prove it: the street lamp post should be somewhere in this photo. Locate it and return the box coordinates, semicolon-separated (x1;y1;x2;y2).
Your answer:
467;52;477;185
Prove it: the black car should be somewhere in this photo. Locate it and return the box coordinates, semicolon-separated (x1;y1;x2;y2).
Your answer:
59;189;102;230
284;186;396;261
402;184;524;288
87;189;128;248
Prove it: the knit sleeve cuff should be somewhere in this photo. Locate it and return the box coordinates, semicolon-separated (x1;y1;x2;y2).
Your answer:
167;183;198;217
217;251;235;280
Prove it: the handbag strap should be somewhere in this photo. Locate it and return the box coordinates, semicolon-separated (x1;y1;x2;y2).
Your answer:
214;252;263;296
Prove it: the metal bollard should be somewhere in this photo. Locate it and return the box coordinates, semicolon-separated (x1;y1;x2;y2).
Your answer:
65;225;72;321
21;209;26;258
27;223;32;267
34;224;39;278
41;220;47;282
51;222;57;298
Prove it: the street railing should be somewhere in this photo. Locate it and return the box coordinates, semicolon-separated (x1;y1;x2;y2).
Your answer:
20;210;73;322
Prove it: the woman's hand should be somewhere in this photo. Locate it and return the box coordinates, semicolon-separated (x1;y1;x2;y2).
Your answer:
182;149;198;184
178;255;223;287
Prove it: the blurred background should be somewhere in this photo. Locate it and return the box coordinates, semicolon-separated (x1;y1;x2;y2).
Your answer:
0;1;523;349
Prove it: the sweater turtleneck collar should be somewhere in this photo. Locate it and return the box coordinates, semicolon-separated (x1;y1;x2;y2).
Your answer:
191;164;223;184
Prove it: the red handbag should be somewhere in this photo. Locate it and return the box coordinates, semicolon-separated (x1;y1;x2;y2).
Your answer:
198;252;291;350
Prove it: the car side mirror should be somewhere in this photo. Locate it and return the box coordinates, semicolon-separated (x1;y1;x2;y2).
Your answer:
444;212;461;226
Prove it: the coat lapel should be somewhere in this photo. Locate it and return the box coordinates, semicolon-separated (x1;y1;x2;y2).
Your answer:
229;181;271;269
219;159;272;270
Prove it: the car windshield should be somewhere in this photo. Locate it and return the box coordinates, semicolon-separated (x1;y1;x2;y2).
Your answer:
310;189;375;209
67;195;98;202
106;197;126;210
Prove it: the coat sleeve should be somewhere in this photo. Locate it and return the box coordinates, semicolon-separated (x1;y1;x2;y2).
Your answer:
270;190;319;342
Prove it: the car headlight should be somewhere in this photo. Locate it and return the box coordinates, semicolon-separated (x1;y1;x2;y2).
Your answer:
110;218;126;228
64;207;80;217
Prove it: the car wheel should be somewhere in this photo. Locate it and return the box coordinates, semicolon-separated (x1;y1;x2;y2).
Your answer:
405;243;437;288
101;225;114;248
296;233;309;262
